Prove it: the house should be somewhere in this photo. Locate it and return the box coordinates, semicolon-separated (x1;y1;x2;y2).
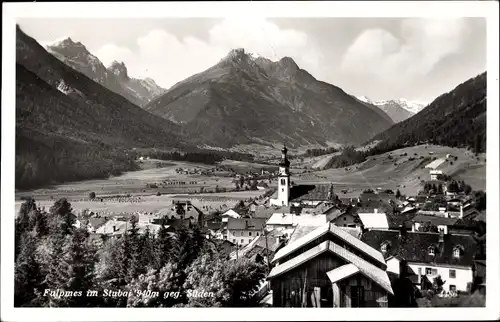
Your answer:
230;229;286;261
226;218;267;246
327;207;361;229
266;213;327;232
361;229;479;292
429;170;443;181
221;209;243;222
87;217;107;233
95;220;129;237
411;214;459;234
267;222;393;307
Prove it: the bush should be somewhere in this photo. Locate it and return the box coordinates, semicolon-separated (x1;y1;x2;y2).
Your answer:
89;192;96;200
156;192;161;196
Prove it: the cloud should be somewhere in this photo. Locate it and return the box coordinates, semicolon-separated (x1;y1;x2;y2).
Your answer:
88;18;323;89
340;18;467;81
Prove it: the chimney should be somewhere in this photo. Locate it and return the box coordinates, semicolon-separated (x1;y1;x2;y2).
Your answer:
112;225;117;232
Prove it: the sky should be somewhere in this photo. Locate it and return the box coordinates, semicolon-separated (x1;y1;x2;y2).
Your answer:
17;17;486;103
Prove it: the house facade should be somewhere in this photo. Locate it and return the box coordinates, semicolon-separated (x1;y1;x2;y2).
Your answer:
362;229;478;292
267;222;393;307
226;218;267;246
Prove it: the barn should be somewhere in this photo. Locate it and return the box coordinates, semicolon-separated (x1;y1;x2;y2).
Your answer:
267;222;393;307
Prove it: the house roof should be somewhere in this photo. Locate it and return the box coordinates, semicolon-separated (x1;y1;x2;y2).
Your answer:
289;184;335;202
95;220;128;235
412;214;459;226
326;263;359;284
231;230;284;260
266;213;327;227
361;230;478;267
386;211;418;229
358;213;389;230
272;222;386;267
222;209;242;218
253;205;276;219
227;218;266;230
88;217;107;229
267;240;393;295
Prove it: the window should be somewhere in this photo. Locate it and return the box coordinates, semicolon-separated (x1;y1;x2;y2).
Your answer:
233;239;236;243
381;243;387;252
280;179;285;185
449;285;457;292
282;188;284;192
241;239;244;244
432;268;438;275
249;232;252;236
344;217;347;221
449;269;456;279
454;248;461;258
241;231;245;237
428;247;435;256
256;232;259;236
426;268;432;275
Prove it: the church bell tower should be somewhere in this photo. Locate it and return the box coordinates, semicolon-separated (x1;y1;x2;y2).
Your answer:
277;144;291;206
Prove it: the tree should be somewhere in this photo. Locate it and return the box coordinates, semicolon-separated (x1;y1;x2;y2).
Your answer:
126;264;182;307
88;192;96;200
183;251;266;307
49;198;75;237
396;189;401;199
464;184;472;195
127;216;145;281
44;229;97;307
14;232;45;307
433;275;446;294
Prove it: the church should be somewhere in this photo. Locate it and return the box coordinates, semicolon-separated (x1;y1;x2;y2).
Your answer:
269;145;338;208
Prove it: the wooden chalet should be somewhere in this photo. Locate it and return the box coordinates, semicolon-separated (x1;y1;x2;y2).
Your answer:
267;222;393;307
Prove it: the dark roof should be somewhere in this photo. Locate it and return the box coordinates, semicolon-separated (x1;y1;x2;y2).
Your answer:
206;222;223;231
88;217;107;229
412;214;458;226
357;200;394;214
452;217;479;231
289;184;334;202
227;218;266;230
361;230;478;267
252;205;277;219
386;211;418;229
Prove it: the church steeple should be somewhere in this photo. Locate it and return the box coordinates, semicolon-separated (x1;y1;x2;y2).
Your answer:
279;144;290;169
270;143;291;207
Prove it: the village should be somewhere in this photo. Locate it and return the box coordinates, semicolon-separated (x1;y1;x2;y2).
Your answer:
59;145;487;308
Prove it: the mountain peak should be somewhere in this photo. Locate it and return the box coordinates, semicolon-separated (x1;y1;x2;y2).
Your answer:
108;60;129;80
47;37;86;50
278;56;299;71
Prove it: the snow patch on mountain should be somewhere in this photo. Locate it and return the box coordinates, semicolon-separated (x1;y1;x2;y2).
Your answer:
356;96;427;114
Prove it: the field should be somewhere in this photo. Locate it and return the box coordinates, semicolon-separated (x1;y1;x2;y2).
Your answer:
15;145;486;216
294;145;486;197
15;159;268;215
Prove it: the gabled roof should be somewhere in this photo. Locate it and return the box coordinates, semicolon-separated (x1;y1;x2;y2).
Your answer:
267;240;393;295
386;211;418;229
361;230;478;267
271;222;386;267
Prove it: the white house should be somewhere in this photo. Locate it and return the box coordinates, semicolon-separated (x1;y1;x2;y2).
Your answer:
226;218;267;246
362;229;478;292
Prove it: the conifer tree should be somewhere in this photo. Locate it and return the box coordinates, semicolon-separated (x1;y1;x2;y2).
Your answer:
14;232;45;307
